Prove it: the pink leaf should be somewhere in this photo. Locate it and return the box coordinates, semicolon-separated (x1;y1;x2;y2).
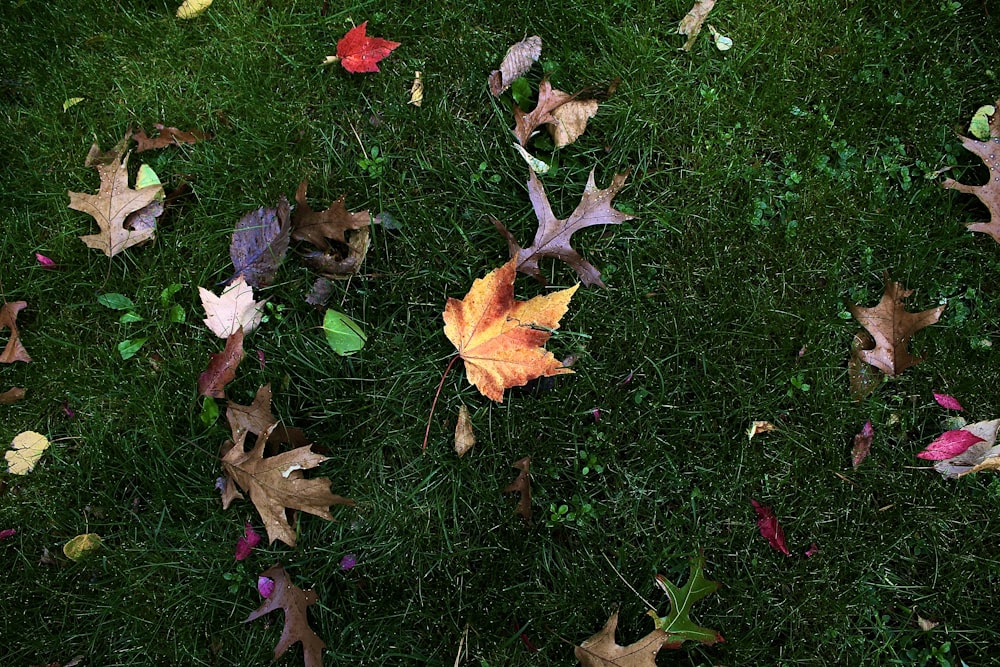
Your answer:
933;392;964;411
256;349;266;370
916;429;986;461
851;420;874;468
750;499;792;556
234;523;262;561
339;553;357;570
257;575;275;598
35;253;57;269
0;528;16;541
804;542;819;558
751;499;791;556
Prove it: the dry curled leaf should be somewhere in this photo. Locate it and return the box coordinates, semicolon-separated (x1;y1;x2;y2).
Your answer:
246;563;326;667
494;170;635;287
0;301;31;363
941;97;1000;243
489;35;542;96
442;258;578;402
292;179;371;249
746;420;775;441
848;272;945;376
454;404;475;457
198;328;244;398
408;71;423;106
132;123;210;152
677;0;717;51
502;456;531;520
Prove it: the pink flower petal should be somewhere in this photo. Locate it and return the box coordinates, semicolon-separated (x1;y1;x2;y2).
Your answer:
804;542;819;558
933;392;964;411
851;420;874;468
257;575;275;598
234;523;262;561
916;429;986;461
35;253;56;268
0;528;16;541
339;553;357;570
256;350;266;370
751;499;791;556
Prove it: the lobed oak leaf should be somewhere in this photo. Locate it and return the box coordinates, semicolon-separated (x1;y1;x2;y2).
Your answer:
292;179;371;279
229;196;291;288
324;21;400;73
442;258;578;402
941;98;1000;243
132;123;210;152
489;35;542;96
928;419;1000;478
494;170;635;287
502;456;532;520
200;276;265;338
68;140;163;257
246;564;326;667
847;272;944;377
0;301;31;363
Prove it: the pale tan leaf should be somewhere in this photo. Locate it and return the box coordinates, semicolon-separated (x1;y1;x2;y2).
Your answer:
6;431;50;475
199;276;265;338
454;404;475;457
548;99;600;148
677;0;717;51
489;36;542;96
176;0;212;19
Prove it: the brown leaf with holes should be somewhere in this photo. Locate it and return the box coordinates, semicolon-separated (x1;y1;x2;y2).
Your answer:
198;328;244;398
246;563;326;667
489;35;542;96
292;178;371;250
68;139;163;256
301;226;370;279
502;456;531;520
848;272;945;376
513;79;572;146
0;301;31;363
220;385;352;546
132;123;211;152
942;98;1000;242
494;170;634;287
454;404;475;457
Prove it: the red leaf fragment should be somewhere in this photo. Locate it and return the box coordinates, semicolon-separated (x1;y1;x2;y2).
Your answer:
257;575;275;598
235;522;262;561
804;542;819;558
916;429;986;461
851;420;874;468
330;21;400;73
933;392;964;411
198;328;245;398
751;499;790;556
0;528;16;541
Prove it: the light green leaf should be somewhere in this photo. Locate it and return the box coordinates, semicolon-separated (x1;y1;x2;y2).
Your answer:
513;144;549;174
323;310;367;356
118;338;148;360
199;395;219;426
136;164;165;201
98;293;135;310
160;283;184;307
168;304;186;323
510;77;532;109
969;104;996;141
119;311;144;324
63;97;85;112
64;533;102;561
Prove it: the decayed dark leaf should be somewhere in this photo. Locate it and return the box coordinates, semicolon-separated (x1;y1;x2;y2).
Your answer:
292;178;371;249
132;123;211;152
502;456;531;519
0;387;26;404
848;330;883;401
848;272;945;376
941;98;1000;242
305;278;334;307
0;301;31;363
198;328;244;398
494;170;635;287
301;227;370;279
851;420;874;468
229;196;291;288
246;563;327;667
489;35;542;96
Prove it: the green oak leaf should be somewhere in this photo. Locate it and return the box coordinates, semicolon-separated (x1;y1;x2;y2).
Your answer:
649;553;723;647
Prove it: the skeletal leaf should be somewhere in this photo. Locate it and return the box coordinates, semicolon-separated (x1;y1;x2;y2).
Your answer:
489;35;542;96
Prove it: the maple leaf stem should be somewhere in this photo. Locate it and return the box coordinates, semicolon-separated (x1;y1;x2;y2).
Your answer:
422;354;459;451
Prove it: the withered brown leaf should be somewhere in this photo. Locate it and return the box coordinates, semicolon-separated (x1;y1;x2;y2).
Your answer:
513;79;572;147
494;170;635;287
198;328;244;399
246;563;326;667
848;272;945;376
454;404;475;457
292;178;371;249
942;98;1000;243
0;301;31;363
848;330;884;401
489;35;542;97
677;0;717;51
502;456;531;520
132;123;211;152
0;387;26;404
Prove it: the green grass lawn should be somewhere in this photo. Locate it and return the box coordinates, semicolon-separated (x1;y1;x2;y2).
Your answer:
3;1;1000;665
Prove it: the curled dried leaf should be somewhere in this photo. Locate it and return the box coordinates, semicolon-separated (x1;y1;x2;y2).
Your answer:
489;36;542;96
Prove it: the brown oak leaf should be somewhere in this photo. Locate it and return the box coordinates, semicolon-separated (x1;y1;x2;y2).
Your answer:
220;386;353;546
502;456;531;520
292;178;370;250
132;123;210;152
494;170;635;287
0;301;31;363
513;79;572;146
198;328;244;398
942;98;1000;243
68;139;163;257
246;563;326;667
229;196;291;288
848;272;945;376
489;35;542;97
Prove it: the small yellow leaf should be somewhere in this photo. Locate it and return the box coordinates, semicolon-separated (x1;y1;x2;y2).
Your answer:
63;97;85;112
6;431;51;475
408;71;423;107
176;0;212;19
454;404;475;457
747;420;776;441
64;533;102;561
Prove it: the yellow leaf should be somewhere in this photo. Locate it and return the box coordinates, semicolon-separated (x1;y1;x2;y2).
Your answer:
64;533;102;561
176;0;212;19
63;97;84;112
443;258;578;402
6;431;50;475
408;71;423;107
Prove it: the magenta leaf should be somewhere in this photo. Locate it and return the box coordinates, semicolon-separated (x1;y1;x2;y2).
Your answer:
851;420;874;468
339;553;357;570
35;253;56;268
933;392;964;411
804;542;818;558
257;575;275;598
751;499;791;556
235;523;262;561
917;429;986;461
0;528;16;541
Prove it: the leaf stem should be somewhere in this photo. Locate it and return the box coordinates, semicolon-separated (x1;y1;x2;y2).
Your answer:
422;354;459;451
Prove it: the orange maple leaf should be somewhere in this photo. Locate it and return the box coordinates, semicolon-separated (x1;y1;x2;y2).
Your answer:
443;258;578;402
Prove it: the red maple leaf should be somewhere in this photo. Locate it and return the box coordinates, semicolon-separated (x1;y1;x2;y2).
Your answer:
328;21;400;73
